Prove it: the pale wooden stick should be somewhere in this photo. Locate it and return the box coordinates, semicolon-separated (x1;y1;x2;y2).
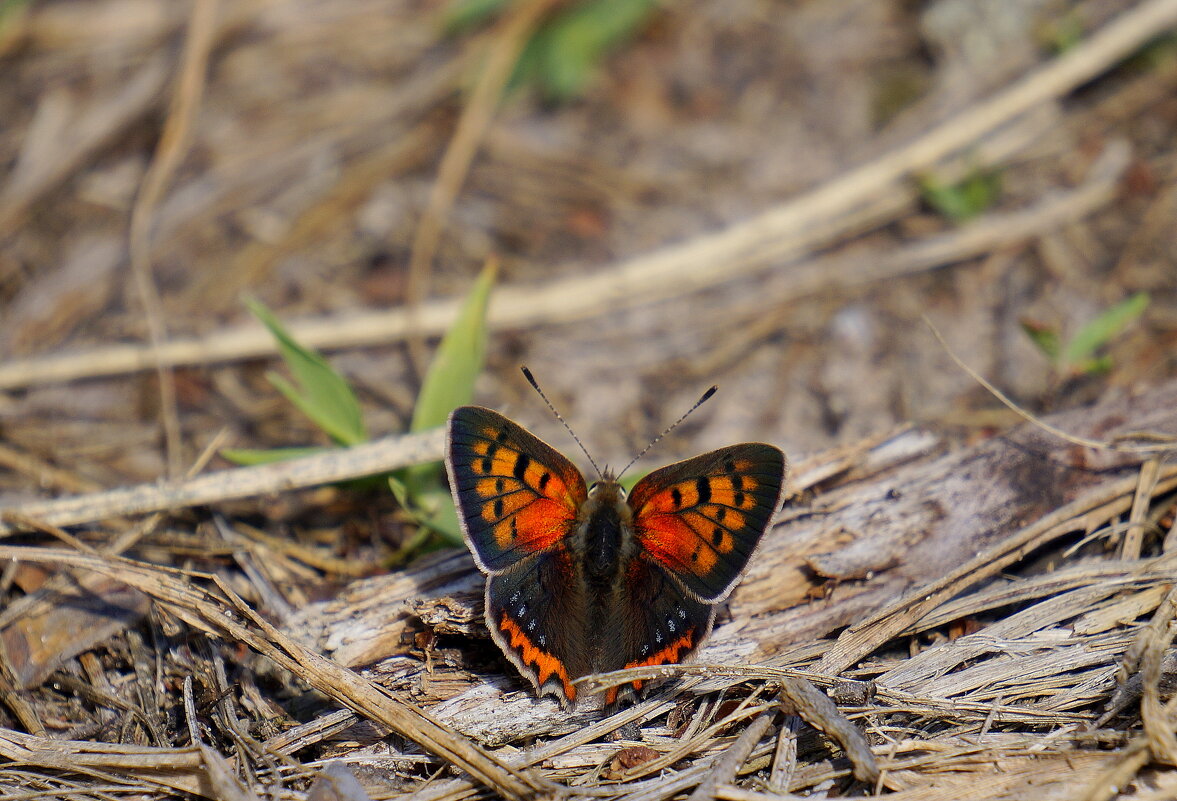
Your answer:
0;427;444;536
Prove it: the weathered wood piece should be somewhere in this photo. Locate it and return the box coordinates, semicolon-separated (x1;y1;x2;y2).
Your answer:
287;380;1177;749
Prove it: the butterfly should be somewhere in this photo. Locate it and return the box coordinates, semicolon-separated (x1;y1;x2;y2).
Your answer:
445;399;786;707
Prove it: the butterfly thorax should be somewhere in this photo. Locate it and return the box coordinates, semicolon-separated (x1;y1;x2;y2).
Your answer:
575;477;636;587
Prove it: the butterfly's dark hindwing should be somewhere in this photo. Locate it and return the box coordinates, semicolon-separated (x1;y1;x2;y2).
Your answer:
446;406;588;573
485;549;590;703
609;558;714;704
486;517;714;706
628;444;786;602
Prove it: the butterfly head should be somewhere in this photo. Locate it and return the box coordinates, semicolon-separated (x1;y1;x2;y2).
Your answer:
587;470;626;502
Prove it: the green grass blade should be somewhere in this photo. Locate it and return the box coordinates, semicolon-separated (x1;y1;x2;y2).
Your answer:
1074;355;1114;376
1020;322;1061;361
410;262;496;433
248;299;367;446
537;0;657;99
220;446;329;465
1062;292;1150;367
918;168;1001;223
442;0;508;32
397;262;496;546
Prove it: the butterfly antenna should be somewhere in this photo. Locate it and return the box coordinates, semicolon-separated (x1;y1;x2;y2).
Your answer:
521;366;604;479
617;385;717;480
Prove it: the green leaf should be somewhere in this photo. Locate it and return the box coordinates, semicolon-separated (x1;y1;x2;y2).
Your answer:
1062;292;1150;367
411;262;496;432
442;0;509;33
1040;12;1084;55
388;473;420;520
420;488;462;538
1073;355;1114;376
389;475;462;544
919;168;1001;223
384;479;454;564
220;446;329;466
1021;321;1061;361
395;262;497;546
444;0;657;101
248;299;367;446
534;0;657;100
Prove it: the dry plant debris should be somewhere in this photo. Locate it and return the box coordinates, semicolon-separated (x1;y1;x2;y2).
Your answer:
1;380;1176;798
1;0;1177;799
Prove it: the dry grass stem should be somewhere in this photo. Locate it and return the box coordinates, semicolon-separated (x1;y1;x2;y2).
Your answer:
1122;458;1163;559
777;678;879;783
127;0;219;479
403;0;560;369
0;135;1124;392
686;711;774;801
0;546;554;799
0;427;444;536
925;315;1176;456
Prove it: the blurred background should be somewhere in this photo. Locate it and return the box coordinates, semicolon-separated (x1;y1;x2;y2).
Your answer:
0;0;1174;504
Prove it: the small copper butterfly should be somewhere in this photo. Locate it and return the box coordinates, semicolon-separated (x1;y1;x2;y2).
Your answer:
445;374;786;707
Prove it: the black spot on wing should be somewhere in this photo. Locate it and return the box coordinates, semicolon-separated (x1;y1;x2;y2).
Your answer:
696;476;711;504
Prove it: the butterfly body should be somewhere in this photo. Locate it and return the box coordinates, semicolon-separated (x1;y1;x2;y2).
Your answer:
446;405;786;707
577;477;630;584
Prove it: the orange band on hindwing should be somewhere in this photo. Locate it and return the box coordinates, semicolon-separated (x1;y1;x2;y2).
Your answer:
497;612;576;702
604;629;697;705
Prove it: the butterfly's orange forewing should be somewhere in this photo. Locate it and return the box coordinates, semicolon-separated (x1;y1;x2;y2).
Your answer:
628;445;784;602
